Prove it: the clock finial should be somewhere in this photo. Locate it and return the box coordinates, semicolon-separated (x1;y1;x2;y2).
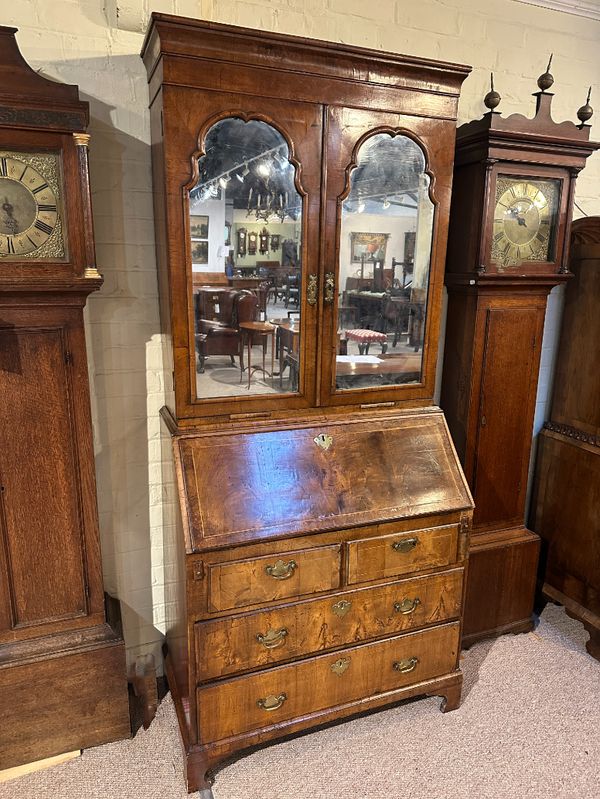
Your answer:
537;54;554;92
577;86;593;128
484;72;501;112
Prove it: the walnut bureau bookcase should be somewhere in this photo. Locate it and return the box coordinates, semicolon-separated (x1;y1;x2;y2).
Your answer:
142;16;473;794
0;27;130;768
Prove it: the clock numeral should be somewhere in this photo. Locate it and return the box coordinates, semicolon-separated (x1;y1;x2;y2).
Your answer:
32;182;49;195
37;203;57;213
6;236;15;254
0;158;7;177
493;232;504;243
34;219;54;236
509;186;517;199
502;242;511;255
536;232;547;243
18;164;28;181
27;234;38;249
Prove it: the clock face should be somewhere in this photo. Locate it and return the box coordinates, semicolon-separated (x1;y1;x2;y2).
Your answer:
0;151;66;261
492;176;560;266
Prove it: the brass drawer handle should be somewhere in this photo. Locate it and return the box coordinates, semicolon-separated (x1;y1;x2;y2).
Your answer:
330;657;350;676
392;537;419;553
324;272;335;304
256;627;288;649
265;559;297;580
393;656;419;674
393;597;421;615
257;693;287;711
307;273;318;306
332;599;352;617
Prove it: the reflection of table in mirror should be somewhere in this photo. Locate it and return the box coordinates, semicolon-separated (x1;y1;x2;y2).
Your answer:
336;353;422;389
239;321;276;390
270;318;300;389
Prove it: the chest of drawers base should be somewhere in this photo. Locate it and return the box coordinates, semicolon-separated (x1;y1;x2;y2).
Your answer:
166;650;463;794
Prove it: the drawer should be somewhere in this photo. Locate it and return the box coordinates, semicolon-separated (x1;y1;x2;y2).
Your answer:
346;524;459;585
197;621;460;743
207;545;341;612
195;568;463;681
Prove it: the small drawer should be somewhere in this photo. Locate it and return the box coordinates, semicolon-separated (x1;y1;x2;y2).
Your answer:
346;524;459;585
207;545;341;612
197;621;460;743
195;568;463;681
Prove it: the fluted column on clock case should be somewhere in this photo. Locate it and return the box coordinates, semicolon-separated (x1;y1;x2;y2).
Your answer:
0;26;130;768
440;66;599;646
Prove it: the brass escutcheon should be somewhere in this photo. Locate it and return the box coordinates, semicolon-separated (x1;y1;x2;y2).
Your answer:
306;274;318;306
331;599;352;617
330;657;351;676
392;537;419;553
314;433;333;451
257;693;287;711
265;559;297;580
393;656;419;674
256;627;289;649
393;597;421;615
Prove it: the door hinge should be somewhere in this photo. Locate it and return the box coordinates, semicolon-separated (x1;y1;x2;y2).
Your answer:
65;350;73;365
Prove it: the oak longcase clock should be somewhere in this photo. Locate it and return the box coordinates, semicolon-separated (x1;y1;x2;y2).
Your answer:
0;26;130;769
441;66;599;646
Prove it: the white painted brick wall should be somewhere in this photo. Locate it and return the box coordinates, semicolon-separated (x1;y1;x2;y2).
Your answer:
5;0;599;670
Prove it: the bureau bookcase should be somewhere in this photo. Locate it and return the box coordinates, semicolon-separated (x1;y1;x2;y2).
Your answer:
142;16;473;794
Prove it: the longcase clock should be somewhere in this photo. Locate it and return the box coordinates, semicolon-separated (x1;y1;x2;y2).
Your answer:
0;27;130;768
441;67;599;646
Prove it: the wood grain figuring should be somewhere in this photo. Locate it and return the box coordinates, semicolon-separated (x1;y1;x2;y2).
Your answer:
0;328;86;627
196;569;463;681
178;412;471;550
197;622;460;743
472;307;541;527
346;525;459;585
207;545;341;612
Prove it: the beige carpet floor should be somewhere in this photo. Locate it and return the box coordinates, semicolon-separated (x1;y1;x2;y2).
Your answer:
3;604;599;799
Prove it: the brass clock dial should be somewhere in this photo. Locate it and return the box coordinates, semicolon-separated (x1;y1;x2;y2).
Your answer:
492;176;560;266
0;151;66;260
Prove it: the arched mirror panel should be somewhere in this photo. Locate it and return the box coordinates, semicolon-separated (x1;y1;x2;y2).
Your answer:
188;118;303;399
335;133;434;391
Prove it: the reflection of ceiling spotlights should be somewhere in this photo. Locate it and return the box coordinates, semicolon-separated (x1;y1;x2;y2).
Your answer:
274;152;287;168
241;163;250;177
209;183;219;197
357;199;365;213
219;175;231;188
235;171;244;183
257;161;271;177
382;197;390;209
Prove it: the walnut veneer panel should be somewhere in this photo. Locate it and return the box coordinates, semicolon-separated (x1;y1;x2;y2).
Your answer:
197;622;460;743
346;525;459;585
207;545;341;612
196;569;463;681
176;412;471;551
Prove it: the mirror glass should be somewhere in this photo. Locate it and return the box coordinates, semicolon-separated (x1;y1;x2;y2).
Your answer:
335;133;434;391
189;118;303;399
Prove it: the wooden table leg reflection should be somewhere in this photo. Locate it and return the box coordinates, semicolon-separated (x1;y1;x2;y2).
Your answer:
239;321;276;390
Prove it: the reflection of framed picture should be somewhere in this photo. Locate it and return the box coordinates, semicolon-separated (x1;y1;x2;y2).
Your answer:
190;214;209;239
350;232;390;263
191;241;208;264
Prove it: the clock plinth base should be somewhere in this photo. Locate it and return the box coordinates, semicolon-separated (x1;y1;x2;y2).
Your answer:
461;526;540;647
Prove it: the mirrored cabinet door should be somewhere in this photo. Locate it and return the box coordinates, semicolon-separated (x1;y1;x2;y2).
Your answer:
319;107;451;407
160;90;323;419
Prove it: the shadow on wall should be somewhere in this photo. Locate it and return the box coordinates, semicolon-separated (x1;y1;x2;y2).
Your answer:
67;70;173;674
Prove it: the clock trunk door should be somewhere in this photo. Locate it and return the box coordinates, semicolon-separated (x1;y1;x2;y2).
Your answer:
161;88;323;419
319;106;455;408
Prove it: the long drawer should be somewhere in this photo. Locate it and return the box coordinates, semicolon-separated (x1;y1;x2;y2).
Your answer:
195;568;463;681
197;621;460;743
207;545;342;612
346;524;459;585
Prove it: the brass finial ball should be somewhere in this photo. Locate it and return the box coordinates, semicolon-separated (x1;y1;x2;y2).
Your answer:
577;87;593;125
484;72;501;111
537;54;554;92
